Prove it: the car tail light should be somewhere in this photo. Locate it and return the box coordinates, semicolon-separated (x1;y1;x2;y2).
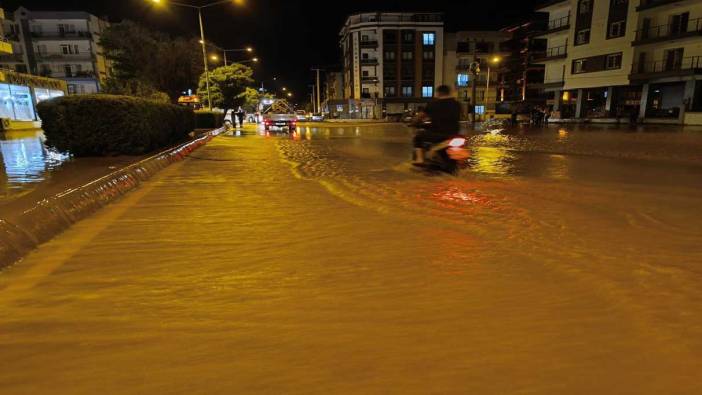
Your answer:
448;137;466;147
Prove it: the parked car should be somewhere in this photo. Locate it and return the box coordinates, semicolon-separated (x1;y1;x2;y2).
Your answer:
310;113;325;122
295;110;308;122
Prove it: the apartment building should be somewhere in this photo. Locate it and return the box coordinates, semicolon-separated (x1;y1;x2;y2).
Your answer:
0;7;67;130
631;0;702;124
443;31;511;117
535;0;702;124
340;12;444;118
0;7;110;95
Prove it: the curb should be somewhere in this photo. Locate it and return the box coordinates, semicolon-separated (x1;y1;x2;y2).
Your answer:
0;128;224;270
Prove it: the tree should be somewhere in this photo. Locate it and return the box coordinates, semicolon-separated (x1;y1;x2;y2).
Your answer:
100;21;203;101
197;63;254;110
102;79;170;103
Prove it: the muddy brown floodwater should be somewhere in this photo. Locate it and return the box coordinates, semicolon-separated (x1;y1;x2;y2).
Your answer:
0;124;701;394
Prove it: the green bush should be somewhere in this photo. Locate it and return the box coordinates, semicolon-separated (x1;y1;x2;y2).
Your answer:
37;94;195;156
194;110;224;129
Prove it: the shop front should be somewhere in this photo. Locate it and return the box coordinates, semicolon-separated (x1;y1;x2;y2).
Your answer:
0;70;67;131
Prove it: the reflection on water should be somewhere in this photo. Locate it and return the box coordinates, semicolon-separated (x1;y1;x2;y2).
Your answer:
0;130;70;198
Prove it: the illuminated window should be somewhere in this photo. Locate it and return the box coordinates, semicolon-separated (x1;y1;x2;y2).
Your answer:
402;86;413;97
457;74;469;87
423;33;436;46
422;86;433;97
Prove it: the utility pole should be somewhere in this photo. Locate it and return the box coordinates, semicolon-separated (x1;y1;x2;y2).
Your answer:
311;68;323;114
469;38;479;127
198;9;212;110
308;84;316;113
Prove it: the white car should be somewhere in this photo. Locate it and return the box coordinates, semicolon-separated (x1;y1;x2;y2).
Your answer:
310;113;325;122
295;110;308;122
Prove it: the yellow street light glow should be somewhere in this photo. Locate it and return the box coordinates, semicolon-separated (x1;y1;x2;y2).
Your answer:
287;92;292;97
282;87;287;91
210;55;219;61
199;39;205;44
492;56;502;64
253;57;259;62
246;47;253;52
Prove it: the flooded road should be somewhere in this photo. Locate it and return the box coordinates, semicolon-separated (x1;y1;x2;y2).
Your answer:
0;130;70;201
1;124;701;394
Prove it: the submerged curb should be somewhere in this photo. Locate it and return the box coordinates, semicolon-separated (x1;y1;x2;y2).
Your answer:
0;128;224;270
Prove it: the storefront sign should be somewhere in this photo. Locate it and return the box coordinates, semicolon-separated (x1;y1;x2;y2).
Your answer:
0;70;67;92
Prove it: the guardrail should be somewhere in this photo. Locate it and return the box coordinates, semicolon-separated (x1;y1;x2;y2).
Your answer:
631;56;702;75
635;18;702;43
546;15;570;32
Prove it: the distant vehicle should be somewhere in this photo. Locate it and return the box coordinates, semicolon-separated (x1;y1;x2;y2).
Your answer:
295;110;308;121
263;113;297;131
310;113;325;122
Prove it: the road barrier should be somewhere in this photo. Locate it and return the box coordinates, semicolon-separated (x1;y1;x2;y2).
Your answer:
0;128;224;270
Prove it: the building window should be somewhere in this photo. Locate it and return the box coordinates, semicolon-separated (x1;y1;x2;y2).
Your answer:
362;70;369;77
384;86;396;97
361;35;369;42
457;74;469;87
422;86;433;98
579;0;592;14
362;53;369;59
362;87;370;95
575;29;590;45
606;53;622;69
608;21;625;38
402;51;413;61
60;44;79;55
422;33;436;46
403;32;414;42
402;86;413;97
573;59;587;73
384;51;396;61
423;50;434;60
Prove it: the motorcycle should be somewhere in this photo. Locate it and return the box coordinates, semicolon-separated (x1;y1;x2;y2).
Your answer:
413;135;470;174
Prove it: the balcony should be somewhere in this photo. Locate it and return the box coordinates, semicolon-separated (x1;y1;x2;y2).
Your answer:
630;56;702;80
361;76;379;84
359;40;378;48
31;31;92;40
634;18;702;45
0;53;23;62
543;15;570;34
346;12;443;26
456;41;495;54
533;45;567;62
35;52;95;61
0;38;13;55
360;58;379;65
637;0;694;11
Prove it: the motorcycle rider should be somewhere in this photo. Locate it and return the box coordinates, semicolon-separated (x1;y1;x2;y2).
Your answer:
412;85;461;165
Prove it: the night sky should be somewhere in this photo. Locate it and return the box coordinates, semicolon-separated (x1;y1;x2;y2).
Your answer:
3;0;541;99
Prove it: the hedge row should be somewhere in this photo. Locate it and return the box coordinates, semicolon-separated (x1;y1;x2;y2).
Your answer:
37;95;195;157
195;111;225;130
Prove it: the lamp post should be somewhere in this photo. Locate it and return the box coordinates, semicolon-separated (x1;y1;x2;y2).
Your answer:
148;0;241;110
469;61;480;127
485;56;501;115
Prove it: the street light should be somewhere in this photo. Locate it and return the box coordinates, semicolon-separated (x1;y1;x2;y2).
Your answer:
221;47;255;66
147;0;243;110
485;56;502;112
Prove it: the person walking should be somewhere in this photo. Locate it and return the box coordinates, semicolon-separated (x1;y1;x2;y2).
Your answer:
235;106;245;128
